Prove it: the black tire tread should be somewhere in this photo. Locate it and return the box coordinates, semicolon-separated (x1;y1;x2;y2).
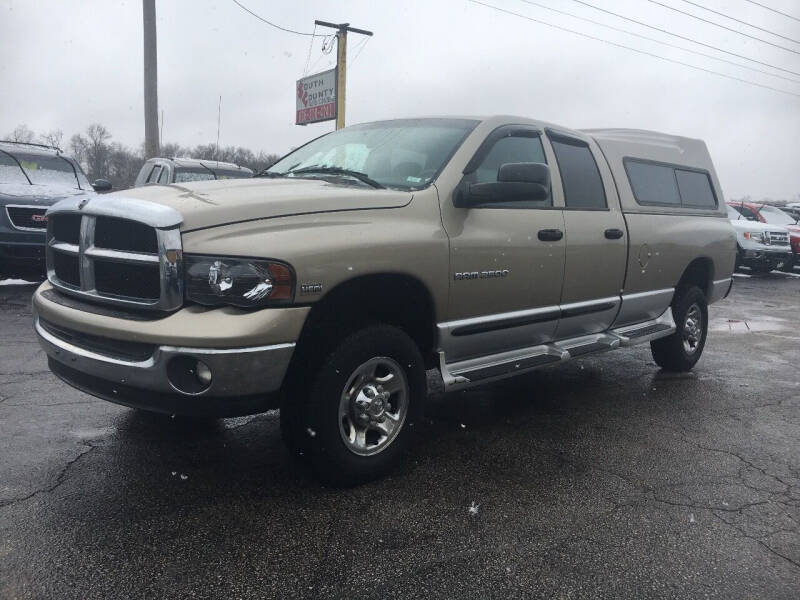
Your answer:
651;285;708;372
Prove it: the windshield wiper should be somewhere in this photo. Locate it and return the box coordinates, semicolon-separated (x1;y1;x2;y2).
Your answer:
288;166;384;189
254;170;286;178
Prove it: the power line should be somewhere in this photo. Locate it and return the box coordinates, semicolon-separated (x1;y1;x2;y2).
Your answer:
568;0;800;78
303;23;317;75
467;0;800;98
741;0;800;23
517;0;800;84
676;0;800;44
644;0;800;55
350;36;371;65
231;0;321;36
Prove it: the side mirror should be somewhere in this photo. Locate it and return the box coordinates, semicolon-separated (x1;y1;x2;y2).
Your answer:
92;179;112;193
457;162;550;206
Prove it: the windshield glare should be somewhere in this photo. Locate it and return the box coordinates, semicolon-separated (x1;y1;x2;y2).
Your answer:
759;206;796;225
9;152;82;189
267;119;478;190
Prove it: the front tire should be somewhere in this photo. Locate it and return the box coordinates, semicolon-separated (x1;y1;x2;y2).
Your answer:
301;324;425;486
651;285;708;372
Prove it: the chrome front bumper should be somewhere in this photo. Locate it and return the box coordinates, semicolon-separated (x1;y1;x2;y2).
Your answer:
35;316;295;399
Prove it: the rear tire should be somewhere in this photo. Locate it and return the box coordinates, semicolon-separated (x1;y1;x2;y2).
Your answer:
651;285;708;372
299;323;425;486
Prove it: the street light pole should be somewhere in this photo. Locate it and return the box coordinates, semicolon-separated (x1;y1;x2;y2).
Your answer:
143;0;159;158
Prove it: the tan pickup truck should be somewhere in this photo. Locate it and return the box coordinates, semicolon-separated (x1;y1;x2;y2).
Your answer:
33;116;736;484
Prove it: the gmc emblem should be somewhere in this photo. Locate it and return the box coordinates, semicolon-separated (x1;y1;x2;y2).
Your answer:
31;214;48;223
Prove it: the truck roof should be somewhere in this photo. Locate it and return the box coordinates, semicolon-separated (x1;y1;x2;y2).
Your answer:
0;140;62;156
157;157;252;172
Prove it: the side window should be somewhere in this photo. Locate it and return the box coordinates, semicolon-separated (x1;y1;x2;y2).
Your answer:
474;135;547;184
675;169;717;208
548;135;606;209
146;165;162;184
157;165;171;184
625;161;680;206
625;159;718;209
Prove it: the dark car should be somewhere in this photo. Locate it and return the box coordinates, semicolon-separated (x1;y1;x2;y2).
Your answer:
0;141;109;280
133;157;253;187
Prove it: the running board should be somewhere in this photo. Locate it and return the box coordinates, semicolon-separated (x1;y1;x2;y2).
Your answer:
611;309;676;346
439;333;620;391
438;309;677;391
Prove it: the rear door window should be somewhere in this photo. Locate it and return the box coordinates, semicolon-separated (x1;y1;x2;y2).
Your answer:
548;134;606;209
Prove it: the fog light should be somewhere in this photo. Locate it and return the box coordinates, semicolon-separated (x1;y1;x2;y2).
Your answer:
196;360;212;385
166;356;212;395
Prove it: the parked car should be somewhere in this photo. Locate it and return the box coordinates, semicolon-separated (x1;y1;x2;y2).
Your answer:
728;201;799;271
35;116;735;484
0;141;110;280
726;204;792;273
134;157;253;187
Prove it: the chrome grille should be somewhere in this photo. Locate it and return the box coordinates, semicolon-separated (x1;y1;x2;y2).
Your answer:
45;196;183;311
6;204;48;231
767;231;789;246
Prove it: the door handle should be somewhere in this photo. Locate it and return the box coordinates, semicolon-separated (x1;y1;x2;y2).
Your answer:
537;228;563;242
604;228;624;240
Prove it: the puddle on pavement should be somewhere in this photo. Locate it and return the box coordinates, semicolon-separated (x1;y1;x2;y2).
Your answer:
709;316;788;333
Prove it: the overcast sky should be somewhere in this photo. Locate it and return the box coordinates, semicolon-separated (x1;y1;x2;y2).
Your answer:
1;0;798;199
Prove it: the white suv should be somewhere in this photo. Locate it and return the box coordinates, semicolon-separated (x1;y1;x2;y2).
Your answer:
727;205;792;272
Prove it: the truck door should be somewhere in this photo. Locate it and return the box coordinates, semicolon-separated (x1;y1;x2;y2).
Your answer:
438;126;566;362
544;131;627;339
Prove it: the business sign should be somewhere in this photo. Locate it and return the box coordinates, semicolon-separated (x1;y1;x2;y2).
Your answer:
296;68;337;125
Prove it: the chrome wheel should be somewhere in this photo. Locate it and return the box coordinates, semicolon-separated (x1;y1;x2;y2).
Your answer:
682;303;703;355
338;356;409;456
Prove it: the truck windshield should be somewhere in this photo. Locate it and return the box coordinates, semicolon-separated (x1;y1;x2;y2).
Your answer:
4;151;85;189
266;118;479;190
757;205;797;225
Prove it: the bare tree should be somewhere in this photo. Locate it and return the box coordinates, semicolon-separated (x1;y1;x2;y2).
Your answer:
5;124;35;143
40;129;64;150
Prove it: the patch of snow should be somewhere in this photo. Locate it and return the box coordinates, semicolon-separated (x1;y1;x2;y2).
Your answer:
468;501;479;516
732;273;751;278
306;427;316;437
180;474;188;481
689;513;696;523
0;279;37;286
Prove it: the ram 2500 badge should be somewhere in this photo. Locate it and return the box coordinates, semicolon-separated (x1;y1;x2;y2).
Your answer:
33;116;736;485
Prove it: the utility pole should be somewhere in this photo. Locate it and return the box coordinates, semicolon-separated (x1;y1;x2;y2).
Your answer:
143;0;159;158
314;21;372;130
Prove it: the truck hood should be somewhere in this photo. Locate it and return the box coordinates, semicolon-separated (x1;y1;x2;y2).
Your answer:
728;219;787;233
0;182;94;206
104;178;414;231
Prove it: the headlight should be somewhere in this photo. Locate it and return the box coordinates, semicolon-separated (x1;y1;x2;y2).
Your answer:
743;231;766;243
184;255;294;307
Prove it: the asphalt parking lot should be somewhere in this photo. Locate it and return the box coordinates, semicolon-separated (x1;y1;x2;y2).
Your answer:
1;274;798;599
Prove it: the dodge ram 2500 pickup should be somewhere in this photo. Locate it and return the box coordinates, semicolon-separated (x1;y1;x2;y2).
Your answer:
33;116;736;484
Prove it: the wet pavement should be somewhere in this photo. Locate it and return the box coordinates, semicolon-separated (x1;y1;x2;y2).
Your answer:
1;273;799;599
